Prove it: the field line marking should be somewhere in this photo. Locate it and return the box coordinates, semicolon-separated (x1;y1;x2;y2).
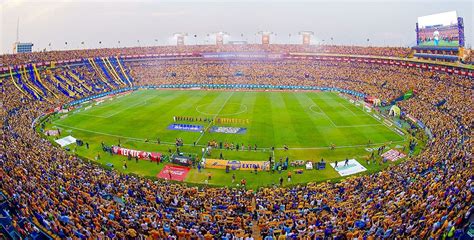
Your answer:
75;91;148;118
308;105;325;116
53;123;203;147
80;90;143;113
331;92;406;141
274;140;405;150
52;123;404;152
354;102;407;141
337;101;358;116
74;112;109;118
311;101;337;127
196;103;248;116
330;92;359;116
104;94;158;118
306;106;382;128
194;92;234;144
332;92;370;116
335;123;383;128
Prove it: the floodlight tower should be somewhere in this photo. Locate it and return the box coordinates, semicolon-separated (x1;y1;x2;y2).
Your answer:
12;17;33;53
173;32;188;46
214;31;229;46
258;31;273;45
299;31;314;45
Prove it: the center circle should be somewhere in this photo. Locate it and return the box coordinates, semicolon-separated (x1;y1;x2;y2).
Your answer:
195;103;248;116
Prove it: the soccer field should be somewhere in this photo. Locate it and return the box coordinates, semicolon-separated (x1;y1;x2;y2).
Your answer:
418;40;459;47
46;89;410;188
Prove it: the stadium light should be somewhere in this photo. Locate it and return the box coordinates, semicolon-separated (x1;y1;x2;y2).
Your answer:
212;31;229;46
257;31;273;45
299;31;314;45
173;32;188;46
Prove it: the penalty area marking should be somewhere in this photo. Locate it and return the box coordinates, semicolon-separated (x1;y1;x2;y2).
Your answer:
308;102;337;127
74;93;157;119
308;104;383;128
308;105;325;115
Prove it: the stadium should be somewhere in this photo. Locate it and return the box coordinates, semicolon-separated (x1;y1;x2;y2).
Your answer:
1;1;473;239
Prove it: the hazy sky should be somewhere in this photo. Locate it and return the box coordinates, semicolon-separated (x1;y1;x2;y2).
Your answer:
0;0;472;54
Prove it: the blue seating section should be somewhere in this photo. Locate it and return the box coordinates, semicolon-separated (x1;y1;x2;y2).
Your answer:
0;193;52;239
414;53;459;61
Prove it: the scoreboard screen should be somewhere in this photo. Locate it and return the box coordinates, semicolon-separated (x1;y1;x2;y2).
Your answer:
417;11;461;47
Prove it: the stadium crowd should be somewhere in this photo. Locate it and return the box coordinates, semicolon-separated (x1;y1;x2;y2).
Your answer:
1;46;472;239
0;44;411;67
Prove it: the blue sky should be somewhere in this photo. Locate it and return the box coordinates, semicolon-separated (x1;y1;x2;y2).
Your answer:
0;0;472;54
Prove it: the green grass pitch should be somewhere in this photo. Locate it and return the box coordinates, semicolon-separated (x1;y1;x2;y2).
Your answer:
46;89;410;188
418;40;459;47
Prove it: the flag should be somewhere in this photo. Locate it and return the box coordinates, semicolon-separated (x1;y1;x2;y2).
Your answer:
435;99;446;107
403;89;413;100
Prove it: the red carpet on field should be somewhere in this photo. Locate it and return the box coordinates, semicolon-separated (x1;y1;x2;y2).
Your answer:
157;165;190;181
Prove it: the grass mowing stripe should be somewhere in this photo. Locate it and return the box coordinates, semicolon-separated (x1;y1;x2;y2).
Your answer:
282;92;316;147
252;92;275;147
159;91;215;142
271;92;300;147
199;91;248;146
240;91;257;145
294;93;332;147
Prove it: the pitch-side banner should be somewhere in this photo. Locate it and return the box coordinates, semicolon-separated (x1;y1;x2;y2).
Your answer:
205;159;270;171
112;146;161;162
157;165;190;181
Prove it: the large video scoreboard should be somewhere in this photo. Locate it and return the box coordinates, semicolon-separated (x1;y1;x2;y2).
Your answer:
416;11;465;47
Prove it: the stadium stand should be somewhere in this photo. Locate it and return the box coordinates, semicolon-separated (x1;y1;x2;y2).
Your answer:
412;46;461;62
0;45;473;239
